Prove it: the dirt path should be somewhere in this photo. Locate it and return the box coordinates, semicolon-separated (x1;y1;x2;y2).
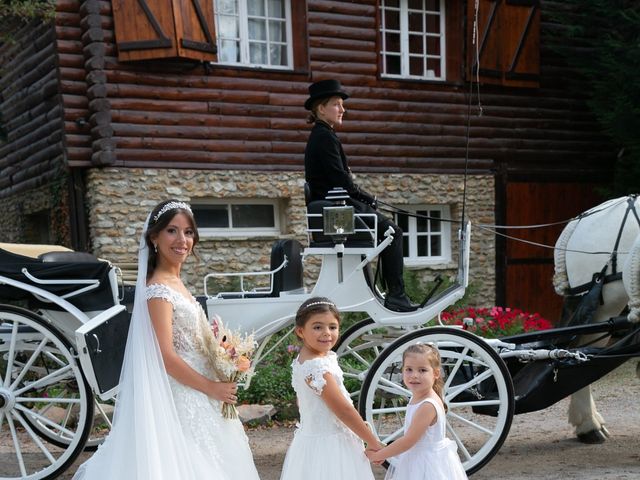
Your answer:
9;360;640;479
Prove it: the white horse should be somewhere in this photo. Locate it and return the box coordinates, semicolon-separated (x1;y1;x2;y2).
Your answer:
553;195;640;443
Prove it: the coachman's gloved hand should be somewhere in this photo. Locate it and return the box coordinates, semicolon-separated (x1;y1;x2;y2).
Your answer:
358;189;378;209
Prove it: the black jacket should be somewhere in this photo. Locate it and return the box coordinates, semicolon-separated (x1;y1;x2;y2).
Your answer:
304;121;375;205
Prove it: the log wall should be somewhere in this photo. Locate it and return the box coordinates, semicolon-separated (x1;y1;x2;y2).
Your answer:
0;18;67;198
52;0;614;178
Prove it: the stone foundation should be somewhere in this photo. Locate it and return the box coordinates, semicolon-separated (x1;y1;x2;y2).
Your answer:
85;167;495;306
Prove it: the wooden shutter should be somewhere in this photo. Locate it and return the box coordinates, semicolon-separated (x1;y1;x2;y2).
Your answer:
468;0;540;88
112;0;217;62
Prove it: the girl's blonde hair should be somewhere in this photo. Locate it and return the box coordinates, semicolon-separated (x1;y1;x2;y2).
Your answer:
402;343;447;411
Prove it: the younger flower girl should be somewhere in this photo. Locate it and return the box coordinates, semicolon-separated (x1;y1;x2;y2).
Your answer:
280;297;381;480
366;343;467;480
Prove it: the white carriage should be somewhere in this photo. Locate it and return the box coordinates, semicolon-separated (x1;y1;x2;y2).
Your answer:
2;193;638;479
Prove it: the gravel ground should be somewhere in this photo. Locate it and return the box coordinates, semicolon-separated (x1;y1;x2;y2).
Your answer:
4;360;639;479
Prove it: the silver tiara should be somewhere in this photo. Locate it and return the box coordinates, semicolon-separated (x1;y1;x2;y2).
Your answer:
152;201;192;222
303;300;336;310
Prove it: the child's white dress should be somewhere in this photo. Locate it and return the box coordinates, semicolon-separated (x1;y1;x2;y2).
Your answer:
385;397;467;480
280;352;375;480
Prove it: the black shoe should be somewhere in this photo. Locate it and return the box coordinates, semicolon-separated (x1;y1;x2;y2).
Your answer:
384;293;420;312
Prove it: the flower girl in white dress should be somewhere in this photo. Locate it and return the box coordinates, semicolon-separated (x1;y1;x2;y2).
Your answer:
366;343;467;480
280;297;381;480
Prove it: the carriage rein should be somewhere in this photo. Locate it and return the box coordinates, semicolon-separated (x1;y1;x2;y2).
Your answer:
377;195;640;296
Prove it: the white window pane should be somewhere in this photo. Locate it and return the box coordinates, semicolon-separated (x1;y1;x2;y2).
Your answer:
269;20;285;42
269;44;286;65
248;19;267;40
218;15;239;38
430;236;442;256
385;32;401;53
218;0;237;14
249;42;267;64
408;12;423;32
248;0;266;16
268;0;285;17
409;0;424;9
193;206;229;228
220;39;240;62
231;204;274;228
384;9;400;30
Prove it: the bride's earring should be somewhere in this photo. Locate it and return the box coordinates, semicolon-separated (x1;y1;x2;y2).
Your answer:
153;244;158;253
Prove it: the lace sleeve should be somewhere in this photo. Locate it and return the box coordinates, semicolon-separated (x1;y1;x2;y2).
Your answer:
299;357;333;395
145;284;176;309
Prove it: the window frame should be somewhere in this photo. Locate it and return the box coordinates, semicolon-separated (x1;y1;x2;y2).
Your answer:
393;204;452;267
214;0;294;70
379;0;447;81
192;198;283;238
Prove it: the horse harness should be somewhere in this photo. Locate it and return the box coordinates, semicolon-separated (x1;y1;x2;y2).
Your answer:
567;195;640;297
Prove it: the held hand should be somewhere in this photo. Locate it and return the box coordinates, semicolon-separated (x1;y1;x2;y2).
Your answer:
208;381;238;404
365;448;385;465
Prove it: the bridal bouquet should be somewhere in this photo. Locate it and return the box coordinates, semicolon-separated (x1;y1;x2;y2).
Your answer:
207;315;257;419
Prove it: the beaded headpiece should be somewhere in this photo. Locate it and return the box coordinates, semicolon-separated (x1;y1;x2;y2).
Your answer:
301;300;336;311
152;201;192;223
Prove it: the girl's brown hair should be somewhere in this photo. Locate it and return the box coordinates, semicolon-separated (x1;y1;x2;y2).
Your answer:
145;199;199;276
294;296;340;330
402;343;447;411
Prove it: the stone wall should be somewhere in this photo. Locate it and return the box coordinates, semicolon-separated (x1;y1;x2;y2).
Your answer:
85;168;495;306
0;180;70;245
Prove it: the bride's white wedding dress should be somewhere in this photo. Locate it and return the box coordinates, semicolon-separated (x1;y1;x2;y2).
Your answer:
146;283;260;480
72;281;260;480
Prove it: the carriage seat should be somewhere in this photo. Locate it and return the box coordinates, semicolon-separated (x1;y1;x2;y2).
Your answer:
306;199;375;249
38;251;102;263
211;239;304;299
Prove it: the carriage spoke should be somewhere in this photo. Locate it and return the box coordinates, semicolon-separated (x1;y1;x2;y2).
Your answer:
447;422;473;461
447;410;494;435
446;368;494;399
43;349;68;368
443;347;469;391
6;412;28;477
12;410;57;463
15;403;79;438
14;363;73;395
3;321;20;387
94;399;113;429
9;336;49;390
17;396;81;405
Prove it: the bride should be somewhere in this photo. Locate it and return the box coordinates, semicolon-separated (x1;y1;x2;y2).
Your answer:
73;200;260;479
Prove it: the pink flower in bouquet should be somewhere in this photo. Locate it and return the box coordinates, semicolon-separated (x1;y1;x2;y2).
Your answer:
236;355;251;373
203;316;256;419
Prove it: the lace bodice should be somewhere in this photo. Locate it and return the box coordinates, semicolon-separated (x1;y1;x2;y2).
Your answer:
145;283;210;357
292;352;360;440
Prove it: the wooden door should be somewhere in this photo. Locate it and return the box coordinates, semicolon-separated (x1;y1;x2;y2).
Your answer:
504;182;601;322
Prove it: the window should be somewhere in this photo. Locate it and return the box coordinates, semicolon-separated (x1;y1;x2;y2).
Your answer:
192;199;282;237
393;205;451;266
380;0;446;80
215;0;293;68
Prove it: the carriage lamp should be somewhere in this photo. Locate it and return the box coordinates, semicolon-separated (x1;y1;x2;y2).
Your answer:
323;188;355;283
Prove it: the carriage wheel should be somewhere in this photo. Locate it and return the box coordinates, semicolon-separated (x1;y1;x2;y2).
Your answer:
358;327;514;475
0;305;93;479
334;319;402;401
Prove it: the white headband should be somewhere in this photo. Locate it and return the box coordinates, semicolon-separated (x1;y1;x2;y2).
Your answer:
152;201;192;222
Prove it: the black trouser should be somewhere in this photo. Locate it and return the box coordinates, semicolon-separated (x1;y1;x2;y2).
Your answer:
351;199;405;295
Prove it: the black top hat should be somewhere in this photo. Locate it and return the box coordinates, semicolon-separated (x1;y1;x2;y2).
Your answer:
304;79;349;110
